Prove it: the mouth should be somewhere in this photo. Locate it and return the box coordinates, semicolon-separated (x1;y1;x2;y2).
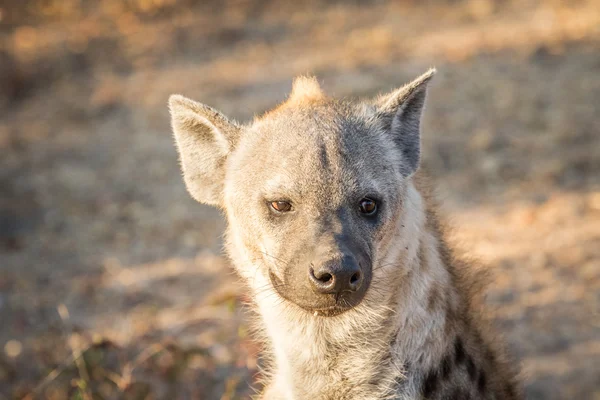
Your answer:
268;271;362;317
291;299;356;317
310;305;354;317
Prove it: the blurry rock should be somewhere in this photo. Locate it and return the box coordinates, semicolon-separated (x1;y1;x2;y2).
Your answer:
587;192;600;212
122;381;151;400
0;50;25;109
4;340;22;358
209;343;233;365
469;128;495;151
0;355;16;382
481;156;500;175
530;44;562;65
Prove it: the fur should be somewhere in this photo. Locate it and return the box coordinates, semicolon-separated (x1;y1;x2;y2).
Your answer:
168;70;521;399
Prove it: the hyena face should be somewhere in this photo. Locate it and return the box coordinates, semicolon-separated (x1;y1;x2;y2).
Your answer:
224;103;400;315
169;70;434;316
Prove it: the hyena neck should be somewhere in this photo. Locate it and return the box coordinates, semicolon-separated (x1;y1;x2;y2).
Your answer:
253;185;491;399
379;184;518;400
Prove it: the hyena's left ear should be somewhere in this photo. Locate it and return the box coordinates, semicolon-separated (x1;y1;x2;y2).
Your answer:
169;94;241;207
374;68;436;177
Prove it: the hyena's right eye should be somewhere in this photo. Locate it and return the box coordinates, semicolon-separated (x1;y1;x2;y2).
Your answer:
358;198;377;216
269;201;293;213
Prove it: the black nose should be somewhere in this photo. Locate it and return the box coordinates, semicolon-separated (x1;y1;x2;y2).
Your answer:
309;257;363;294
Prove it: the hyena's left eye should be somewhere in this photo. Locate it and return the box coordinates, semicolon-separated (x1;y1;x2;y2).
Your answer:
270;201;293;213
358;198;377;216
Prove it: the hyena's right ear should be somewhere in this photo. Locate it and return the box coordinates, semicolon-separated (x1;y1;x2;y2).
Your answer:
374;68;435;178
169;95;241;207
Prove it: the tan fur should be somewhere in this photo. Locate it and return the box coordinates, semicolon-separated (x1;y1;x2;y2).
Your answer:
289;75;326;103
168;71;521;399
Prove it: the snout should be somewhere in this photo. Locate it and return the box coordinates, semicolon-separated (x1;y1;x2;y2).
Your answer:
309;256;364;295
267;247;372;317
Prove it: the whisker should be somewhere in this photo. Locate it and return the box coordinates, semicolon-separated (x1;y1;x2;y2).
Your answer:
259;251;291;267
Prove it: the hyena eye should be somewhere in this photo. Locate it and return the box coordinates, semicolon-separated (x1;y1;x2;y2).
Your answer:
358;198;377;215
270;201;293;213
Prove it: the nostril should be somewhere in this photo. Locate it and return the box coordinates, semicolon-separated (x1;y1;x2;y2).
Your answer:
309;267;336;291
318;273;333;283
310;267;334;283
350;271;361;285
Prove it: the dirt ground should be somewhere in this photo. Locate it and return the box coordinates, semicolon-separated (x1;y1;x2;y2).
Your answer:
0;0;599;399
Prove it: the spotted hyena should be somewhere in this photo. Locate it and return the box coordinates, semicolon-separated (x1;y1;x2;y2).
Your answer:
168;69;521;399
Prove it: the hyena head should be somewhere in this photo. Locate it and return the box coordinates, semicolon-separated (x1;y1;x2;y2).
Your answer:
169;69;434;317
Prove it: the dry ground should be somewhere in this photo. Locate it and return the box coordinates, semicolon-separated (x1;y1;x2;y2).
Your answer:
0;1;599;399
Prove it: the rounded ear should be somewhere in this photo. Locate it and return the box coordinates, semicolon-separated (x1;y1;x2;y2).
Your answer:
169;95;241;207
374;68;436;177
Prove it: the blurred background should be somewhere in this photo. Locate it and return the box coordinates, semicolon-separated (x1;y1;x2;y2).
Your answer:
0;0;599;399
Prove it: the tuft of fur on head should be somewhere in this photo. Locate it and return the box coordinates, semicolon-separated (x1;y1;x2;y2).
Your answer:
256;75;326;120
288;75;325;103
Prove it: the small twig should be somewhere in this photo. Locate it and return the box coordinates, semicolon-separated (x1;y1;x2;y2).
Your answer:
57;304;93;400
27;345;89;397
103;342;165;391
118;343;165;390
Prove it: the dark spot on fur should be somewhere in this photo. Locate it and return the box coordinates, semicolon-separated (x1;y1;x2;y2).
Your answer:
318;143;330;169
421;370;439;397
466;356;477;380
473;330;484;346
393;372;409;391
427;286;440;312
478;370;487;393
454;337;466;365
389;330;399;348
448;388;469;400
505;382;517;399
380;353;391;364
441;353;452;379
417;243;427;271
443;309;456;336
485;347;497;365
